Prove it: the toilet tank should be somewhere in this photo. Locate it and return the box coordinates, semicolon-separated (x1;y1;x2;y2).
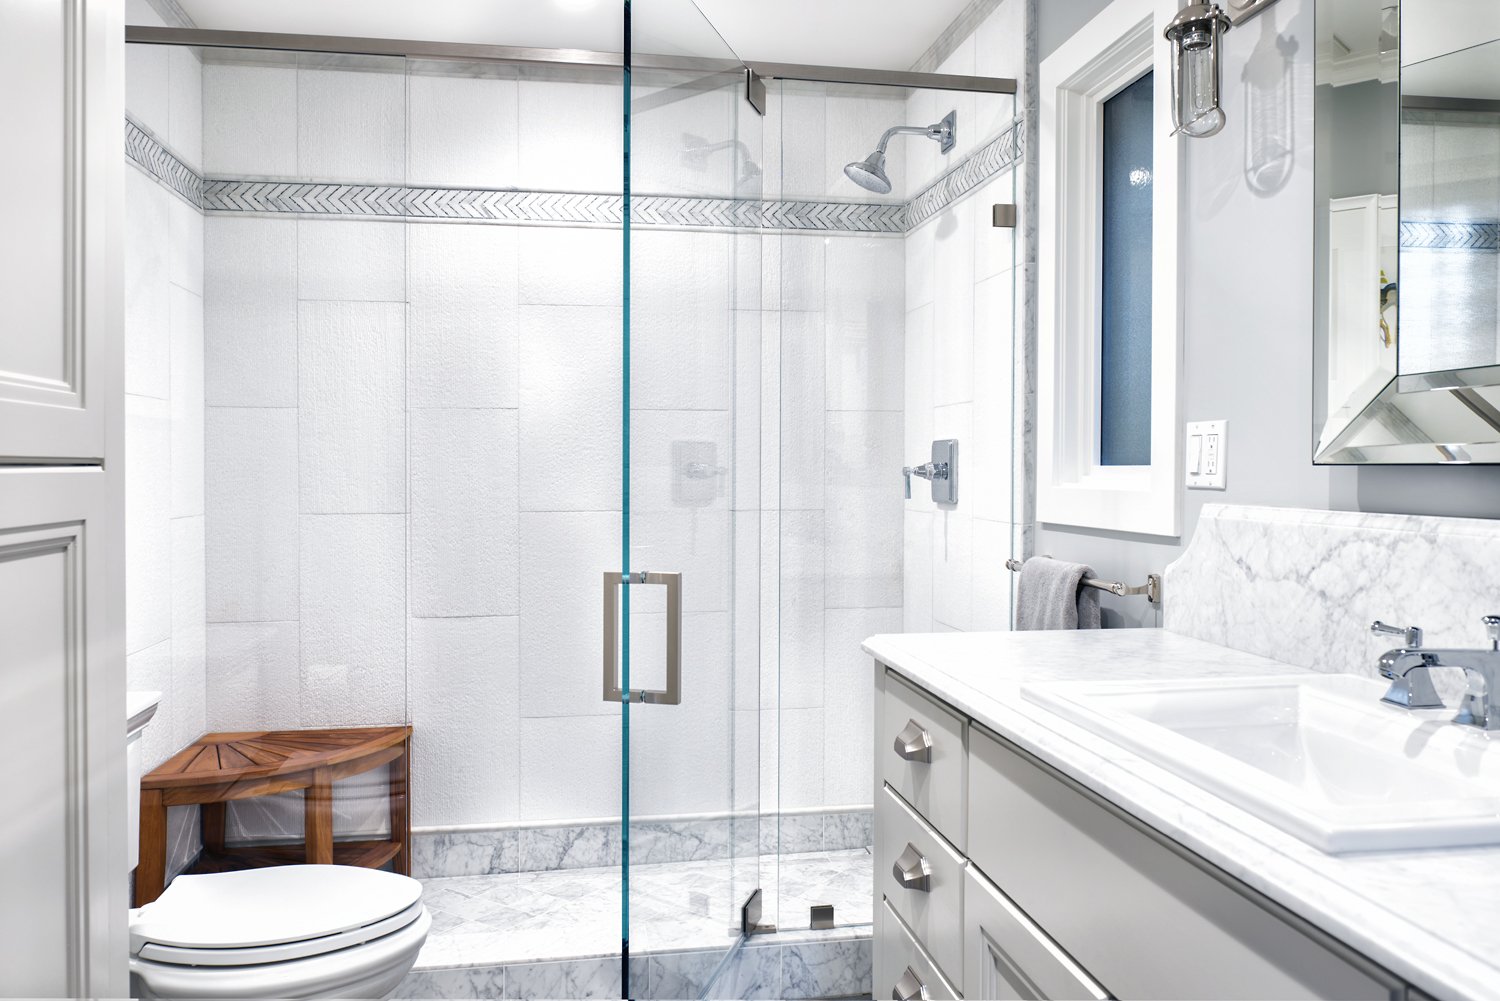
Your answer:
126;692;161;872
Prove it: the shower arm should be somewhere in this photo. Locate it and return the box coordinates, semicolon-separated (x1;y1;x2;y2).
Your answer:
873;121;950;154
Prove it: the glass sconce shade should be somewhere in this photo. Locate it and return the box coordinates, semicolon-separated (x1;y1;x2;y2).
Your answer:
1164;3;1231;137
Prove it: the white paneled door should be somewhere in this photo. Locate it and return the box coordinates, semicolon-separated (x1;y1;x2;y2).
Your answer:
0;0;126;996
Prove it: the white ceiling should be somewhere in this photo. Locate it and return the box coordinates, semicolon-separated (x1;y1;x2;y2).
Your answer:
168;0;973;71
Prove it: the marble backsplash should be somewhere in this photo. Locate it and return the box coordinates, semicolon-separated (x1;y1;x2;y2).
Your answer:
1165;504;1500;681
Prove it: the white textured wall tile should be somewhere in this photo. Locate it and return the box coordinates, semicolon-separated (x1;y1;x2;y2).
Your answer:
903;510;933;632
518;305;622;511
629;410;732;613
517;227;621;307
518;511;619;718
300;514;406;726
903;304;935;515
297;61;406;185
170;516;207;749
825;236;905;411
407;68;519;188
823;607;898;806
410;408;519;617
779;310;826;510
297;220;405;302
126;639;175;772
409;616;520;826
203;60;297;178
298;301;406;513
167;196;203;297
935;38;980;163
206;621;300;730
971;518;1013;631
765;706;823;811
407;223;519;408
972;271;1015;522
733;513;764;713
631;82;742;197
769;84;829;202
206;408;299;621
932;204;976;406
759;312;782;510
125;170;170;401
630;230;732;410
127;395;172;655
518;715;620;821
778;511;825;710
976;0;1025;139
931;404;973;630
516;78;621;193
904;218;935;310
904;86;941;193
630;612;733;816
168;47;203;172
733;309;764;511
779;234;827;312
169;286;204;518
127;44;170;140
205;217;298;407
825;411;904;609
973;176;1018;282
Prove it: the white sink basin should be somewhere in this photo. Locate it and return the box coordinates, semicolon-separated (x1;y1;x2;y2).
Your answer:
1021;673;1500;853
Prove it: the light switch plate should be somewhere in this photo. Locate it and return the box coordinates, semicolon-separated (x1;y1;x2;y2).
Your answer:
1185;420;1227;489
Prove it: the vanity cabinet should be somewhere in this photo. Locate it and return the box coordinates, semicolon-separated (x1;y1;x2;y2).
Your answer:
873;665;1410;1001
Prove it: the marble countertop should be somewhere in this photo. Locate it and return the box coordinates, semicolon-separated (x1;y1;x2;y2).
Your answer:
863;628;1500;1001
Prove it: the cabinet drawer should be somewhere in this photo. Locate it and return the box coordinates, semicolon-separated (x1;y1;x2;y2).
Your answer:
880;900;960;1001
964;865;1106;1001
882;669;965;848
967;726;1401;1001
876;784;964;983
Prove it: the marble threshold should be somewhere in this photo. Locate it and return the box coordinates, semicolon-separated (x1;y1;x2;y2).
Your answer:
398;848;873;999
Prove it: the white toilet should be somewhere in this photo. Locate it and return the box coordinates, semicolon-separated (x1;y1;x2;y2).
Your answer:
126;694;431;1000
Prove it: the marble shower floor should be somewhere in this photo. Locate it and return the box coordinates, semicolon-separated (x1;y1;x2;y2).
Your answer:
414;849;873;971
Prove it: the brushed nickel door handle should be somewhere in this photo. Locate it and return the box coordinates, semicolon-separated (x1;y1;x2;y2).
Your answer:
602;570;682;705
894;719;932;763
893;966;927;1001
892;842;931;892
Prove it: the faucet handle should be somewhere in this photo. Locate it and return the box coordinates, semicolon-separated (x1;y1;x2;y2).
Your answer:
1484;615;1500;651
1371;620;1423;648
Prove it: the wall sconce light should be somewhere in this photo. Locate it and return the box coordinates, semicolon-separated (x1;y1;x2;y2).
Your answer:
1163;4;1233;137
1164;0;1289;139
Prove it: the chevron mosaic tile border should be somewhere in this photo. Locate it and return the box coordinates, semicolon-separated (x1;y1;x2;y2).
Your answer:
1401;221;1499;251
907;118;1022;230
125;114;1021;233
125;116;203;208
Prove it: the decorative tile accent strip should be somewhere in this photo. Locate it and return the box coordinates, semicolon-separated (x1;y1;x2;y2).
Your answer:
906;118;1023;230
124;116;203;208
1401;221;1499;251
127;113;1021;232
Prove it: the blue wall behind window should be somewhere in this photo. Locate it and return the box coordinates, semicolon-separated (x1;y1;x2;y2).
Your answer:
1100;71;1154;466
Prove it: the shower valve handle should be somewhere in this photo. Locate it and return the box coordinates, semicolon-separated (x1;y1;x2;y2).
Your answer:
902;461;948;499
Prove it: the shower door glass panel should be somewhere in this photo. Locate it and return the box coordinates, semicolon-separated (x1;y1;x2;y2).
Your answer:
620;1;763;992
766;76;1018;935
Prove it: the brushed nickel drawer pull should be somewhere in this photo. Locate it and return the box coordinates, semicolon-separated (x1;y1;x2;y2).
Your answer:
893;842;932;892
893;966;928;1001
894;719;932;763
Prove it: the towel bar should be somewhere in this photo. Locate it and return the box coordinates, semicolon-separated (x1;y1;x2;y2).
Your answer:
1005;557;1162;605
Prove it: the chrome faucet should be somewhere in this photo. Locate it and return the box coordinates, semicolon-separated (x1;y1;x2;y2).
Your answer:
1377;615;1500;730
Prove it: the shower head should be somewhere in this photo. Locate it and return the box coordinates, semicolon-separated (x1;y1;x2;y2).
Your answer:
843;151;891;194
842;110;957;195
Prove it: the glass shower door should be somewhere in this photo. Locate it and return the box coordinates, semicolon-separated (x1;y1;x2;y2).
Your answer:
610;0;764;993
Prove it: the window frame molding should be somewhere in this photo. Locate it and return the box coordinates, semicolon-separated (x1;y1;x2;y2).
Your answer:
1037;0;1183;537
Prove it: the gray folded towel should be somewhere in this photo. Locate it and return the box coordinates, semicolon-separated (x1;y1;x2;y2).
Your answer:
1015;556;1101;630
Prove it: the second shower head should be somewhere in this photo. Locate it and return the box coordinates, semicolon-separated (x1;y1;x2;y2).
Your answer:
843;110;957;195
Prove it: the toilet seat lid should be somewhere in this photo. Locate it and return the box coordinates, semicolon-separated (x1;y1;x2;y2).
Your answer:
131;865;422;952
